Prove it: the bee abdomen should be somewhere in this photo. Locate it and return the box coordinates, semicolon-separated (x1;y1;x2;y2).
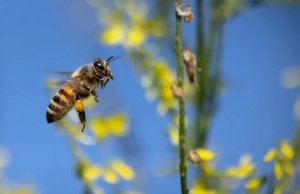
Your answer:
46;83;76;123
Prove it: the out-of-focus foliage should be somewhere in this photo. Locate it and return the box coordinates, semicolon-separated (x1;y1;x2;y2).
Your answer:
42;0;300;193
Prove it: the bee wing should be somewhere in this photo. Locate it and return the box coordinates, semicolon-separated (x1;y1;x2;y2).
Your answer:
45;79;68;89
52;71;73;78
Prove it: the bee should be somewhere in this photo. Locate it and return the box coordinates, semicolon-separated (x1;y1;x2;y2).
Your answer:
46;56;116;132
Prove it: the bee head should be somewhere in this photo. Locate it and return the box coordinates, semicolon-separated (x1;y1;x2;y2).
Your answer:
93;56;118;80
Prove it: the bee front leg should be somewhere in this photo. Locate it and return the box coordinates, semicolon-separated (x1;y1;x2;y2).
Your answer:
91;90;99;102
75;95;86;132
100;78;105;88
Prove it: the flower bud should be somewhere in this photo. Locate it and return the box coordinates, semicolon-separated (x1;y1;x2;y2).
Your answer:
182;48;197;84
176;3;194;23
188;148;201;164
171;82;184;98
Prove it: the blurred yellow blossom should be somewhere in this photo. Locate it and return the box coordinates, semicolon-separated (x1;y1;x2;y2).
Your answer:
90;114;127;140
103;169;119;184
264;148;277;162
168;127;179;145
141;62;177;115
200;163;218;176
101;25;125;45
225;154;255;178
99;0;166;49
245;177;266;190
246;179;261;190
274;184;284;194
111;160;135;180
282;162;294;176
264;140;295;181
274;161;283;180
126;27;146;47
77;159;102;184
190;180;216;194
195;148;215;161
280;140;294;160
82;165;103;182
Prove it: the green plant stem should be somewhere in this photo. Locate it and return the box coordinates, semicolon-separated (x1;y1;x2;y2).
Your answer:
175;1;188;194
194;0;208;148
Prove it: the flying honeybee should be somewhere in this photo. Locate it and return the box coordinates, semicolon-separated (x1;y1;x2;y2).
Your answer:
46;56;117;132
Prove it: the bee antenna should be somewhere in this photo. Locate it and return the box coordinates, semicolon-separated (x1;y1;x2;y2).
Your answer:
106;56;114;62
107;56;121;64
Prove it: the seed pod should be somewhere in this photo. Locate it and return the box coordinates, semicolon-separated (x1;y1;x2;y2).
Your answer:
183;5;193;23
171;82;184;98
176;3;194;23
188;148;201;164
182;48;197;85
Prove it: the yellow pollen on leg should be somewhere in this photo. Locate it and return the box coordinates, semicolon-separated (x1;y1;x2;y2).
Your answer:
75;100;84;112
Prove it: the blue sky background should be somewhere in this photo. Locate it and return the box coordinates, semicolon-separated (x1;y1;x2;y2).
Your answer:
0;1;299;194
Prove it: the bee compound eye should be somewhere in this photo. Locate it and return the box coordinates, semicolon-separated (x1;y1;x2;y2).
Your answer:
94;61;105;71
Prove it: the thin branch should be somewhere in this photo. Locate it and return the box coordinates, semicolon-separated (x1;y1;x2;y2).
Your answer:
175;0;188;194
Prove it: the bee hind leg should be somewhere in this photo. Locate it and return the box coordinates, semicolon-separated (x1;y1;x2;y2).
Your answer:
90;90;99;102
75;95;86;132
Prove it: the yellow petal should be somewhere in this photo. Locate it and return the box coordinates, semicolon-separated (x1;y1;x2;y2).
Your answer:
108;114;127;136
126;27;146;47
90;118;109;140
103;169;119;184
168;127;179;146
240;154;252;166
246;178;262;190
190;180;216;194
274;184;283;194
83;165;102;182
264;148;277;162
237;165;255;178
225;155;255;178
274;162;283;180
195;148;215;161
101;25;125;45
280;140;294;160
111;160;135;180
283;162;294;176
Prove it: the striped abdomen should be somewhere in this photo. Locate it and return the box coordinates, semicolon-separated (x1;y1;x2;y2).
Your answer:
46;81;77;123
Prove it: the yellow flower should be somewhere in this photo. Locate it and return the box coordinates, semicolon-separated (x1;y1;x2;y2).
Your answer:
103;169;119;184
282;162;294;176
111;160;135;180
190;180;216;194
274;161;283;180
246;178;263;190
83;165;102;182
264;148;277;162
108;114;127;136
225;154;255;178
200;163;217;176
280;140;294;160
126;27;146;47
168;127;179;145
101;25;125;45
90;114;127;140
274;184;283;194
161;86;173;102
195;148;215;161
